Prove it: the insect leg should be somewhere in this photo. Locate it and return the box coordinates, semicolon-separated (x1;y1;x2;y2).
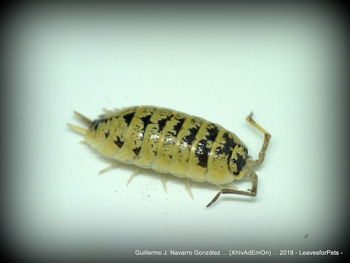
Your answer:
185;179;194;199
245;113;271;168
127;168;141;186
98;161;120;175
160;175;167;193
206;171;258;207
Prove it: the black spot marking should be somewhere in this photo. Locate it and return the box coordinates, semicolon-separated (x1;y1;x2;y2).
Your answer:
173;118;185;136
194;124;219;168
195;140;210;168
104;131;110;138
114;136;124;147
138;113;154;149
206;124;219;141
133;147;141;155
141;115;152;126
123;112;135;126
229;145;248;175
236;153;246;172
221;133;237;172
183;126;200;146
222;133;236;154
158;114;173;131
91;118;107;131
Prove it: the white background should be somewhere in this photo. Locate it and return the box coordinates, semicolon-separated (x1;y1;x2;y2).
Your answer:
5;4;346;260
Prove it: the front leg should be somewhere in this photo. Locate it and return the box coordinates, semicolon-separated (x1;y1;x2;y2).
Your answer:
206;171;258;207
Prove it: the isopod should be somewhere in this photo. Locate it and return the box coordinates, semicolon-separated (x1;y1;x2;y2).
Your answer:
68;106;271;207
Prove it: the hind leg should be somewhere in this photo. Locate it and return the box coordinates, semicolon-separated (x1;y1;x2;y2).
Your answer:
185;179;194;199
160;175;168;193
98;161;120;175
127;168;141;185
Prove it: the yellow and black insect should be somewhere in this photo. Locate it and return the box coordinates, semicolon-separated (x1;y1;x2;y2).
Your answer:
68;106;271;207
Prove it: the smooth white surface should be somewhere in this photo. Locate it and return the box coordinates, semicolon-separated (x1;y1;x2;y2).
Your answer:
5;5;345;259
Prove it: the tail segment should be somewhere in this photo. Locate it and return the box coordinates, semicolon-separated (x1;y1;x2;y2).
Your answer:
67;111;92;135
73;111;92;126
67;123;89;135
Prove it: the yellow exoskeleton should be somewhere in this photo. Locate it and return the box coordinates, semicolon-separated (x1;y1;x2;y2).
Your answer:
68;106;271;207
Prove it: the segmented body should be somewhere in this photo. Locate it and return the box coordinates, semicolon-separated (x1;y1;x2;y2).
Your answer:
84;106;249;185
